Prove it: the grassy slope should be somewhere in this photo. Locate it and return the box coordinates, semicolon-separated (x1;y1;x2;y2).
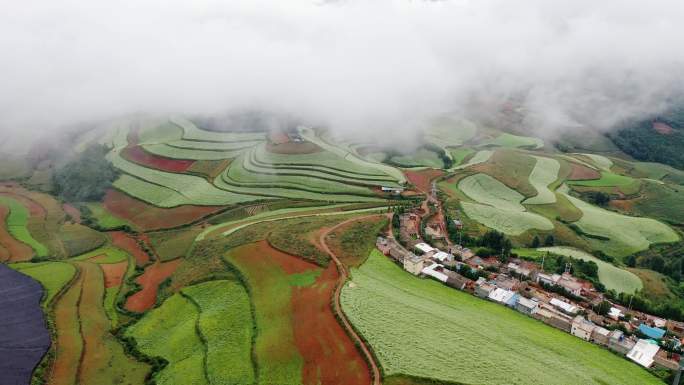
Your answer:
341;250;660;385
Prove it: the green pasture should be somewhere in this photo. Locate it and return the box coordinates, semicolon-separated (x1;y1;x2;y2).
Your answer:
524;156;560;204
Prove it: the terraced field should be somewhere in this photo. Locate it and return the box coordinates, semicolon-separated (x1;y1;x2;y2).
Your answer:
538;246;642;293
562;189;679;256
0;195;48;257
458;174;553;235
524;156;561;204
424;117;478;149
341;250;660;385
480;133;544;149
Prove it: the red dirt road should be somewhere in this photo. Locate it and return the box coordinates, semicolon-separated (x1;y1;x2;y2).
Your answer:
320;215;387;385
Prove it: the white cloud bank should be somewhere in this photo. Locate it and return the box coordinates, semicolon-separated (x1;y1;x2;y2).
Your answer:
1;0;683;144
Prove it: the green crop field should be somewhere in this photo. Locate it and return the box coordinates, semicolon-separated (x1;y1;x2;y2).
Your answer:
578;153;613;171
0;196;49;256
457;174;553;235
480;132;544;149
143;143;246;160
449;148;474;166
341;250;660;385
538;246;642;293
524;156;560;204
450;150;492;170
631;180;684;224
390;148;444;169
563;191;679;256
11;262;77;308
126;293;207;385
424;117;477;148
182;280;255;385
567;171;637;187
171;116;266;143
631;162;684;185
85;203;132;229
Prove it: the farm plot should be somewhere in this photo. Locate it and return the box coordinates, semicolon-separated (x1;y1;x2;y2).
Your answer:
0;206;34;261
479;133;544;149
449;150;492;171
538;246;642;293
0;265;51;385
126;293;206;385
298;127;406;183
11;262;76;308
109;148;262;207
48;261;149;385
424;117;477;148
170;116;266;143
125;259;181;313
122;145;195;172
341;250;660;385
181;280;255;385
630;181;684;224
143;143;248;160
563;191;679;256
389;148;444;169
103;189;223;231
0;195;48;257
576;153;613;171
524;156;561;204
567;171;637;188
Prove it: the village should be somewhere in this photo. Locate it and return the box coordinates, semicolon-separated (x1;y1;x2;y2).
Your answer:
379;190;684;376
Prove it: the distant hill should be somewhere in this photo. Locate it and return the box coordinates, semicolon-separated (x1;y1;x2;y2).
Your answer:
609;107;684;170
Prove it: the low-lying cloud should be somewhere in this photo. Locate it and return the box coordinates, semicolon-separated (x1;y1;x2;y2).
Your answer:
2;0;684;148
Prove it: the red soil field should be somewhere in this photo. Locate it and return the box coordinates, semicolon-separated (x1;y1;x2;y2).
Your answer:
125;259;181;313
89;257;128;288
653;121;674;135
610;198;636;213
404;169;445;193
110;231;150;266
0;206;34;262
62;204;81;223
121;145;195;173
103;189;224;231
269;131;291;144
292;264;371;385
241;240;316;274
48;264;83;385
568;163;601;181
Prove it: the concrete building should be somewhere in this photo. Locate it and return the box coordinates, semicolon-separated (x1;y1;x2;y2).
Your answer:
608;330;636;355
591;326;611;346
414;242;435;255
550;298;580;315
534;307;573;332
475;283;495;299
421;263;449;283
515;297;539;315
627;339;660;368
557;275;583;297
488;288;517;306
571;316;596;341
445;271;471;290
404;254;425;275
432;251;454;264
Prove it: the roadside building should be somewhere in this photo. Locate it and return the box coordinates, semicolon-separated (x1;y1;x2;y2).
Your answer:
638;324;666;340
666;320;684;337
647;316;667;329
403;254;425;275
550;298;580;315
507;262;535;279
608;306;623;321
432;251;454;263
515;297;539;316
627;339;661;368
488;288;517;306
421;263;449;283
376;237;390;255
445;271;471;290
534;307;573;332
475;283;496;299
608;330;636;355
557;275;583;297
591;326;611;346
495;275;521;291
414;242;435;255
537;273;560;286
571;316;596;341
653;350;680;370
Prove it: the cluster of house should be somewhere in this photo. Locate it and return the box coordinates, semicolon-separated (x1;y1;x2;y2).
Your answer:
376;236;684;372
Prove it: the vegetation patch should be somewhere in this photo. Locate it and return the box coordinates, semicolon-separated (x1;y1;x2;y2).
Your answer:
524;156;561;204
341;250;660;385
0;195;48;257
479;132;544;149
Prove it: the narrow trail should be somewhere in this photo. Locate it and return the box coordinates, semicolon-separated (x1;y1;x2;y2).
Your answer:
319;214;389;385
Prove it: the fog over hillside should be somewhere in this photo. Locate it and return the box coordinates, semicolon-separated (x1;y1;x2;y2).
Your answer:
1;0;684;149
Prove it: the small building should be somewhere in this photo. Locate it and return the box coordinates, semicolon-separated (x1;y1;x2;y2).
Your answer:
376;237;391;255
608;330;636;355
488;288;516;305
627;339;660;368
571;316;596;341
550;298;579;315
414;242;435;255
421;263;449;283
432;251;454;264
537;273;560;286
638;324;666;340
666;320;684;337
507;262;535;279
653;349;680;370
381;186;404;195
557;276;583;297
647;316;667;329
445;271;471;290
535;308;573;332
475;283;496;299
608;307;623;321
495;275;520;291
404;254;425;275
591;326;611;346
515;297;539;315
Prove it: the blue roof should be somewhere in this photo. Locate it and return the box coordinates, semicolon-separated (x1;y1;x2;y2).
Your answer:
638;324;666;339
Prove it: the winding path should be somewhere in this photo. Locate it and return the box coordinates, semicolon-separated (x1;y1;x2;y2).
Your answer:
319;214;388;385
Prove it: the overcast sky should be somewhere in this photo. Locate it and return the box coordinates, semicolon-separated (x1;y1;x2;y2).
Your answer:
1;0;684;146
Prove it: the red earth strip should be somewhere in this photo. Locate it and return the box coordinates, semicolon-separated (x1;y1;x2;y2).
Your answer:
0;205;34;262
404;169;445;193
125;259;181;313
110;231;150;266
121;145;195;173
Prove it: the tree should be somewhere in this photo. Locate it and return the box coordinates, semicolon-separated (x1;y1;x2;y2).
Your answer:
531;236;540;248
52;144;119;202
625;255;637;268
544;235;555;247
596;300;612;316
